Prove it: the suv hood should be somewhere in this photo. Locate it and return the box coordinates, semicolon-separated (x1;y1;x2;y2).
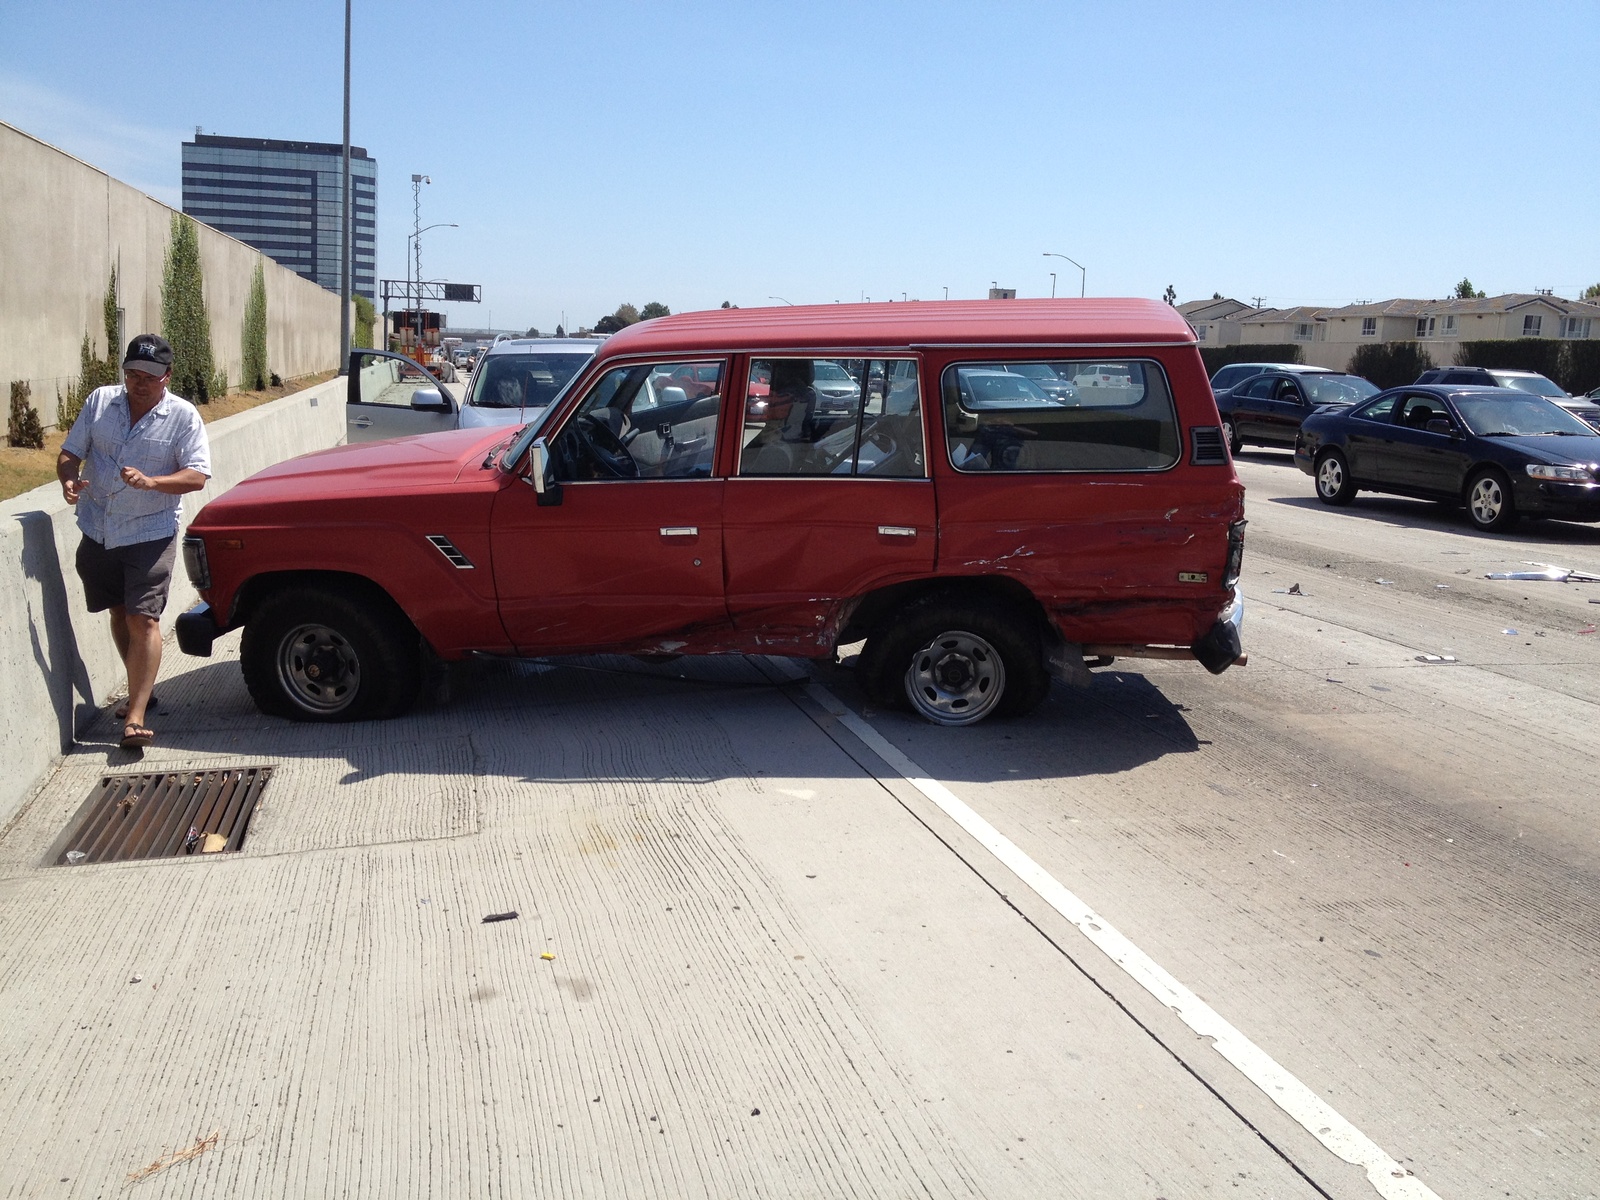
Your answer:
213;428;511;506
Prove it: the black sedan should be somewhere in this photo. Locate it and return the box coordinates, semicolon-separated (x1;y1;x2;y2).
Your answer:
1294;385;1600;531
1217;370;1379;454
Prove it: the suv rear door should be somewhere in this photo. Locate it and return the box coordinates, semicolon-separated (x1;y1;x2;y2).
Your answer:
723;357;935;649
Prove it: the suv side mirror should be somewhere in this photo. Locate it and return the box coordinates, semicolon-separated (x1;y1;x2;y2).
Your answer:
410;388;450;413
526;436;563;506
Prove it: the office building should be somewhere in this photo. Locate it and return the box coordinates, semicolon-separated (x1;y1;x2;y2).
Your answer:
181;134;376;300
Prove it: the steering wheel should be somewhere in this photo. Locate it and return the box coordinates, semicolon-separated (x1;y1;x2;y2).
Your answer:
574;413;639;478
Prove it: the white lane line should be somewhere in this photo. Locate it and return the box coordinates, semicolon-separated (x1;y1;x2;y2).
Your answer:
804;681;1439;1200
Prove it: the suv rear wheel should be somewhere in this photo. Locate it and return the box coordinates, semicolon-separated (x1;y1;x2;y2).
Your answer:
859;597;1050;726
241;585;421;721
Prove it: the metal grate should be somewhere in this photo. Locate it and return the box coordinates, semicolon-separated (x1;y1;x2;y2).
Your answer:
55;767;273;866
1190;426;1228;465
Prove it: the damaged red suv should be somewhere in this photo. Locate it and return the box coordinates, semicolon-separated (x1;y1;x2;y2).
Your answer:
178;300;1245;726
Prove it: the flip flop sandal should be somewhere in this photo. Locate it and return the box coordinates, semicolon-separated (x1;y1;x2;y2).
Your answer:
115;695;158;720
120;723;155;750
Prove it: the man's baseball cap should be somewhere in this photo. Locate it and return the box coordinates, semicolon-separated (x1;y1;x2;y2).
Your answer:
122;334;174;376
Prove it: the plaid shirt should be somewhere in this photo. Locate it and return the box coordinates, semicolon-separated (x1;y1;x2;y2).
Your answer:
62;385;212;549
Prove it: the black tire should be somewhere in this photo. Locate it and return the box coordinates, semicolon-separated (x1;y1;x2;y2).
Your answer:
241;585;421;721
1221;416;1242;456
1465;467;1518;532
859;596;1050;725
1314;450;1358;506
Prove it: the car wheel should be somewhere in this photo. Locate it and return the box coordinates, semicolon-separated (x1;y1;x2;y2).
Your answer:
1314;450;1357;506
1221;417;1242;456
1466;468;1518;532
859;597;1050;726
241;585;421;721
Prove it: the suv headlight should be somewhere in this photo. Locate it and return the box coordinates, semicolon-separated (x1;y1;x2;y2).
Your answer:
181;535;211;589
1525;463;1596;482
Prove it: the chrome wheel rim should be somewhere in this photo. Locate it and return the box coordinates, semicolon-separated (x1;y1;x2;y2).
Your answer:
277;623;360;713
905;630;1006;726
1470;477;1504;525
1317;456;1344;497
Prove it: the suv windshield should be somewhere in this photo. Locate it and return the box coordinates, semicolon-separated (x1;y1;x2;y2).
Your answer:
469;352;593;409
1492;373;1567;399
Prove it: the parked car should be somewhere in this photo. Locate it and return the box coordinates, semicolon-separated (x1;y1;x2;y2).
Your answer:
1294;384;1600;531
1414;366;1600;431
1209;361;1335;396
1217;370;1380;454
346;338;600;443
177;299;1247;727
997;361;1079;402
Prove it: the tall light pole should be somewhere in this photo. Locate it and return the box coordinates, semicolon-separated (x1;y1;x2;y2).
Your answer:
1049;272;1057;299
1043;252;1085;297
942;286;948;300
338;0;352;374
768;295;793;305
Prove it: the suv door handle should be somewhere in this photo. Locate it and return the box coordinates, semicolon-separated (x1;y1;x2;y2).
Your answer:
877;525;917;538
659;526;698;538
351;416;373;427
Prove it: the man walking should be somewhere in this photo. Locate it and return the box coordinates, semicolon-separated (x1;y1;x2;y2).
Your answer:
57;334;211;749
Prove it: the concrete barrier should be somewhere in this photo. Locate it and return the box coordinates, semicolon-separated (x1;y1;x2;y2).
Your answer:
0;376;347;827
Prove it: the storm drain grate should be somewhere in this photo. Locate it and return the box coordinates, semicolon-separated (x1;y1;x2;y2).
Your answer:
55;766;273;866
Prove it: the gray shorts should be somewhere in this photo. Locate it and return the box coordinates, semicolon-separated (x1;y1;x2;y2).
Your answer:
76;534;179;619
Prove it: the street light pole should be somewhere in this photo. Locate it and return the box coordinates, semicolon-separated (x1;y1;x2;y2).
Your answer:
1049;272;1056;299
338;0;351;374
768;295;794;305
1043;252;1085;297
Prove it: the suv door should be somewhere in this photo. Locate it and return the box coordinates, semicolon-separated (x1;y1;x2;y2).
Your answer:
490;359;731;653
724;357;935;650
347;349;459;442
1261;376;1309;445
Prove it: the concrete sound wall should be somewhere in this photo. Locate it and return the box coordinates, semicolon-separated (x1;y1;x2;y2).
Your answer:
0;121;347;424
0;376;347;830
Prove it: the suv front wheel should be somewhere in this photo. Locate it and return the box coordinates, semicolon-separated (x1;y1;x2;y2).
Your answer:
859;597;1050;726
241;585;421;721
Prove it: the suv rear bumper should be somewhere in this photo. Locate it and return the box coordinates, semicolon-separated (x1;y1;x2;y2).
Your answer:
1192;589;1245;674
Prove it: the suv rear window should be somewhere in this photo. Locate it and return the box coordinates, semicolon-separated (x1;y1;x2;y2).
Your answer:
942;359;1179;472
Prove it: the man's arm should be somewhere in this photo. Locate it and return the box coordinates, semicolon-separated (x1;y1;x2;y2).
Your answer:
118;466;209;494
57;450;85;504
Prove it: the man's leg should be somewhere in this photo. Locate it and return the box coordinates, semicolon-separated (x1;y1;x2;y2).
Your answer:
108;604;131;665
121;613;162;731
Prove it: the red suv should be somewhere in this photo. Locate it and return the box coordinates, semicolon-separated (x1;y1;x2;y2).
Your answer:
178;300;1245;726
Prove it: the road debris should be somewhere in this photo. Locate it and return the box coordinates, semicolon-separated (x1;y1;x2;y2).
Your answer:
64;850;85;865
126;1130;220;1184
1374;578;1394;585
129;974;142;984
1578;626;1596;635
1415;654;1458;663
1502;629;1519;635
1271;583;1304;595
481;911;519;924
540;951;556;961
1485;563;1600;582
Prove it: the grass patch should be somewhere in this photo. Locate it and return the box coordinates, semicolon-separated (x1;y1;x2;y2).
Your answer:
1;371;338;503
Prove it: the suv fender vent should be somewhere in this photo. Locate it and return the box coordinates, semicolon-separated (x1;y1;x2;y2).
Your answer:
1190;426;1228;465
426;535;475;569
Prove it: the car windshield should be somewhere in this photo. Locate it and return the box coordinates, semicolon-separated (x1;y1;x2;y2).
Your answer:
1303;375;1380;405
469;352;593;409
1452;394;1600;437
1492;373;1568;399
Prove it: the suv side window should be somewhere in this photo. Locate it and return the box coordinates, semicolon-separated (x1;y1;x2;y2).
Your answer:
1241;376;1277;399
552;360;723;481
739;358;925;478
943;359;1179;472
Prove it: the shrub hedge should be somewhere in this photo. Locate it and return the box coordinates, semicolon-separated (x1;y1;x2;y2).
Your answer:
1349;341;1434;390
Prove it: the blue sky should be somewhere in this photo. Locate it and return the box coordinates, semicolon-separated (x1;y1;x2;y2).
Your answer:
4;1;1597;334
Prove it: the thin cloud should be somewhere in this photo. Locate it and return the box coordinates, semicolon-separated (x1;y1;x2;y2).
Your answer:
0;75;185;206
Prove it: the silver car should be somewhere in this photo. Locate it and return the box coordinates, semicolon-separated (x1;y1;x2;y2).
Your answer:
346;338;601;443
